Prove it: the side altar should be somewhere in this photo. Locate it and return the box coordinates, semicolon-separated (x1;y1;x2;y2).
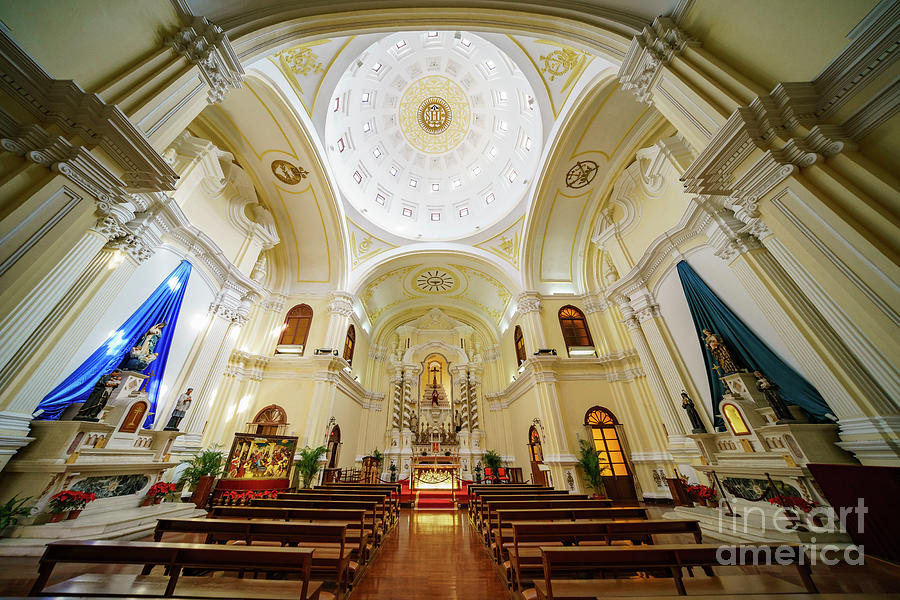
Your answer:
411;455;461;490
671;369;855;545
0;371;204;556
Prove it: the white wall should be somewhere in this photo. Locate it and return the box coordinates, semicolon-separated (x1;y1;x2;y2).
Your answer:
655;248;808;419
61;247;216;422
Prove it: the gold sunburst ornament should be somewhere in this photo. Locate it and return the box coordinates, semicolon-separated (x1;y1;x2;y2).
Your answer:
415;269;455;293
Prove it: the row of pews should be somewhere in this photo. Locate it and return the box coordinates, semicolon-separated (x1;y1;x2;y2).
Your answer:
28;482;401;600
467;484;881;600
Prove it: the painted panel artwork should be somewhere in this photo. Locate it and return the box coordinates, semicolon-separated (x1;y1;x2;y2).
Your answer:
72;474;150;498
225;434;297;480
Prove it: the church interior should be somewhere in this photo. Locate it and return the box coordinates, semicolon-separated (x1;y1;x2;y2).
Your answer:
0;0;899;598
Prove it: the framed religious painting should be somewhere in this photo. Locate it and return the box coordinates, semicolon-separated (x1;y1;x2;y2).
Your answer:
224;433;297;480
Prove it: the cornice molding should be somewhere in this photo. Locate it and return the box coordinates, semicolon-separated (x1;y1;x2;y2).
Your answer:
168;16;244;104
618;17;699;104
0;29;177;191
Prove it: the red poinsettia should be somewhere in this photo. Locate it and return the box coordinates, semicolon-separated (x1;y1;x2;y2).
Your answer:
686;484;717;501
147;482;176;498
48;490;97;513
768;495;818;513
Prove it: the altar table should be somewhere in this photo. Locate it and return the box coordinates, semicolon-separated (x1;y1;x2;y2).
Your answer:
411;458;461;490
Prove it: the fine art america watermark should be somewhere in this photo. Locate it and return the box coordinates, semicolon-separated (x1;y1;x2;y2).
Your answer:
713;498;867;566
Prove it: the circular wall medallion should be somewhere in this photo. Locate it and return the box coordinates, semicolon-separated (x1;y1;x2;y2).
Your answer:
415;269;456;293
565;160;599;189
271;159;309;185
417;97;452;134
398;76;470;154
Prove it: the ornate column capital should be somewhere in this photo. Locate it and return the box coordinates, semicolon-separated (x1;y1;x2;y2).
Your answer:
168;16;244;104
619;16;700;104
326;291;355;317
515;291;543;315
583;292;609;314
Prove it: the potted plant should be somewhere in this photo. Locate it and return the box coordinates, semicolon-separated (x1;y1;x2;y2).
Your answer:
575;440;609;498
482;450;503;482
178;447;225;509
768;495;818;529
296;445;328;488
687;484;717;507
47;490;96;521
474;462;483;484
145;482;176;505
371;448;384;466
389;463;397;483
0;495;34;536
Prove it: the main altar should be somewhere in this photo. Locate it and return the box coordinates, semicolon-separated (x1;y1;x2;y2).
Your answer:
411;455;461;490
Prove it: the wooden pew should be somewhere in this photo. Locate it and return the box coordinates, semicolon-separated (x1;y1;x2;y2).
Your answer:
208;506;371;563
507;520;703;590
528;544;817;600
251;498;385;544
29;540;322;599
152;518;352;590
469;487;559;523
317;484;401;522
294;489;398;525
481;499;609;539
473;491;576;530
491;507;650;562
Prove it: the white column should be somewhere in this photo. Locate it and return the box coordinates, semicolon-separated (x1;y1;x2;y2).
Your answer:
515;292;547;351
389;370;403;431
468;368;481;431
0;231;107;379
323;291;354;351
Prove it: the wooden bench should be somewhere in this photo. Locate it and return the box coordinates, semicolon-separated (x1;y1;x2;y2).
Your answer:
527;544;816;599
491;507;650;562
291;490;398;525
208;506;372;563
30;540;323;599
315;484;401;522
473;492;579;531
507;520;703;590
152;518;352;590
252;498;386;543
468;487;559;523
482;499;610;540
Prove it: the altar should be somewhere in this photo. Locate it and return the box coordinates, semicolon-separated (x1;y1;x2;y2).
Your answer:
411;456;460;490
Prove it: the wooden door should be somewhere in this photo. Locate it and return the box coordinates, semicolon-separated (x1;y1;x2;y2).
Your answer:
528;426;549;486
586;407;637;503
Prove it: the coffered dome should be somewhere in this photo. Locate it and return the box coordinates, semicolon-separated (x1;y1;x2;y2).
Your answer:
324;31;543;241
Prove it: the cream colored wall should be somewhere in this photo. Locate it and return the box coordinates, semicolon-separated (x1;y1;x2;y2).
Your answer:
0;0;180;94
682;0;877;92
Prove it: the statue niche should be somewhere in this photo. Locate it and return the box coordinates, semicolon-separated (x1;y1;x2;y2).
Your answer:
413;356;459;445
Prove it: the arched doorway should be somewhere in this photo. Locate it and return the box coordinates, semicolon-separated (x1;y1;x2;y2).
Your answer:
251;405;287;436
326;424;341;469
528;425;548;486
584;406;637;503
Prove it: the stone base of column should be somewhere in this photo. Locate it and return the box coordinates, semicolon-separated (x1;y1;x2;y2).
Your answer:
0;410;35;472
667;434;704;483
544;453;579;492
169;432;203;461
836;415;900;466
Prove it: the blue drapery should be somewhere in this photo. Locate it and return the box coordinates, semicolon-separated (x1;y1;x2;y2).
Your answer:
36;261;192;425
676;260;832;425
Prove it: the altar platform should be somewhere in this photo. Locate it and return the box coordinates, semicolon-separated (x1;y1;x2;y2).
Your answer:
411;456;460;491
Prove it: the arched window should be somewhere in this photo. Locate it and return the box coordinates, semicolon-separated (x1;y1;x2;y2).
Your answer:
343;325;356;366
558;305;594;355
252;404;287;436
277;304;313;353
584;406;628;476
514;325;527;366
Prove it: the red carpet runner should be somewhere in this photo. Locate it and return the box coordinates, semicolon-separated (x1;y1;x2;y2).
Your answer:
415;489;456;509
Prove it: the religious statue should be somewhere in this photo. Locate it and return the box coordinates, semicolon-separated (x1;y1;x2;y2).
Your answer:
680;391;707;433
163;387;193;431
753;371;796;423
120;322;165;371
73;370;123;421
701;328;739;374
409;412;418;435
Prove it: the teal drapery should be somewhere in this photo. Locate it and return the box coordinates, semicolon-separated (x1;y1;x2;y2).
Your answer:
676;260;833;425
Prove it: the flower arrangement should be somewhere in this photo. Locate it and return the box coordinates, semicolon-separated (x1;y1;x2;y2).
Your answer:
686;484;717;505
147;482;176;500
767;495;818;513
48;490;96;514
221;490;280;505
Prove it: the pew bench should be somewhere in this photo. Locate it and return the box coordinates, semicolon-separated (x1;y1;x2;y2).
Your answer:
474;493;583;533
506;520;703;590
482;499;611;541
29;540;324;599
152;518;353;591
251;498;385;544
523;544;817;600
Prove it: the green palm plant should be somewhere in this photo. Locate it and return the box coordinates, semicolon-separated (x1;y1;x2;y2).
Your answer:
576;439;610;497
296;445;328;488
0;495;34;532
178;447;226;491
370;448;384;465
482;449;503;471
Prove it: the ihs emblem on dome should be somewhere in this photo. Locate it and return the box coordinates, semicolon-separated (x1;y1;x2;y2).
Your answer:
417;97;452;134
416;269;455;293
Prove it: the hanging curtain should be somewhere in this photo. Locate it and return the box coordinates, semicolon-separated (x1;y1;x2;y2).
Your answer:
676;260;832;425
35;260;192;425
